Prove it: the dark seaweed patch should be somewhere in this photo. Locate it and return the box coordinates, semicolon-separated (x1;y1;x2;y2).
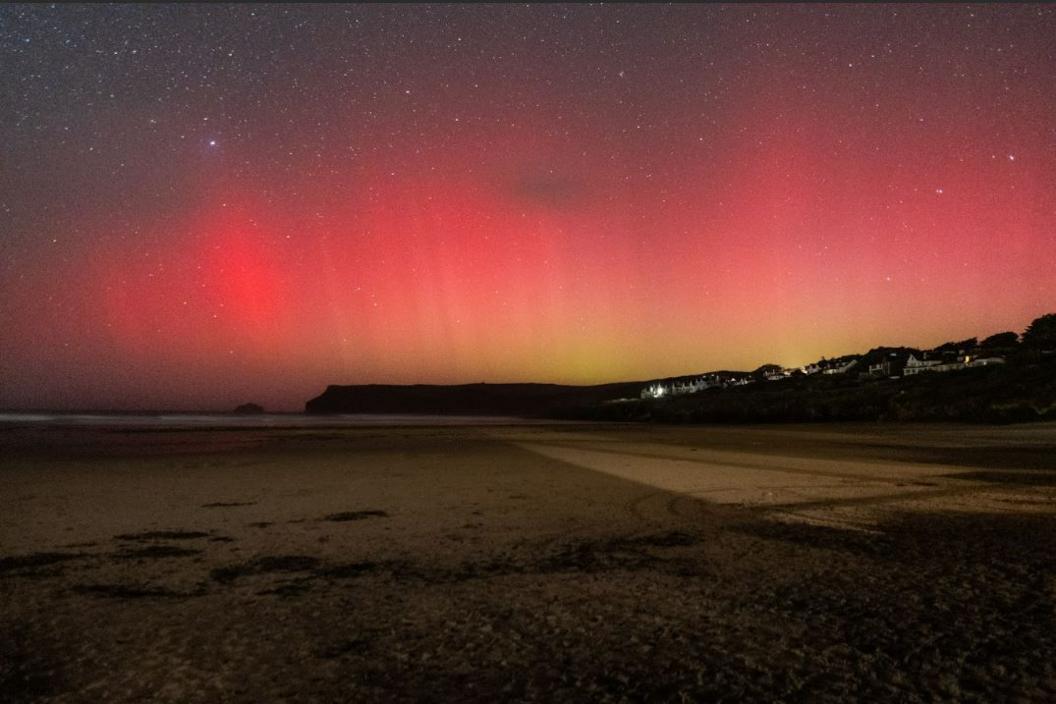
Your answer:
114;530;210;541
210;555;321;583
323;510;389;522
403;532;707;584
71;583;198;599
731;520;894;559
944;470;1056;486
201;501;257;508
623;531;698;548
0;552;85;575
256;581;311;598
113;545;202;560
314;561;381;579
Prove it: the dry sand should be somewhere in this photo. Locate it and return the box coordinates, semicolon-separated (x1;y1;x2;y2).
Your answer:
2;421;1055;702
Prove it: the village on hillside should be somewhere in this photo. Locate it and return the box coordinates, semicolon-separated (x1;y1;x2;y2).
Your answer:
639;315;1055;401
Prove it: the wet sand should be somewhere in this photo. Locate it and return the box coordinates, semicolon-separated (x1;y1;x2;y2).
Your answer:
2;422;1055;702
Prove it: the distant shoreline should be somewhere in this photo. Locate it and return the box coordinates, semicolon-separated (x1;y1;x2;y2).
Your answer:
0;412;570;429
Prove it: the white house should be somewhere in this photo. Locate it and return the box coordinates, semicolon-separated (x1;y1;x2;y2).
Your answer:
822;358;859;375
903;354;943;375
641;383;667;399
905;353;974;375
640;375;718;399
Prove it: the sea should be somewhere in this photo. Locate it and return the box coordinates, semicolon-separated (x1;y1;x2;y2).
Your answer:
0;413;542;429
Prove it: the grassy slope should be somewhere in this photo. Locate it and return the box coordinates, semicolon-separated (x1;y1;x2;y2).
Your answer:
561;358;1056;424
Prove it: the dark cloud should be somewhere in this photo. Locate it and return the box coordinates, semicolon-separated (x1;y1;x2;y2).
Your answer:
507;166;588;209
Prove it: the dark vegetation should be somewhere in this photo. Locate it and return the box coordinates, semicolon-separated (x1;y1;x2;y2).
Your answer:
1023;312;1056;348
563;356;1056;424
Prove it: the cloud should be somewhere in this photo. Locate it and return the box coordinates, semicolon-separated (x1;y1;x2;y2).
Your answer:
506;165;588;209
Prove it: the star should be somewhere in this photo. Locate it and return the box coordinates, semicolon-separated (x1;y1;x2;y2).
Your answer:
1;3;1054;412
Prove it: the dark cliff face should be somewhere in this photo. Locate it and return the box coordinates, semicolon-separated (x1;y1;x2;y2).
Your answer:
304;383;643;416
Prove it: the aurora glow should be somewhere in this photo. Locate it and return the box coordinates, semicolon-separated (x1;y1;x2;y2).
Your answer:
1;4;1054;410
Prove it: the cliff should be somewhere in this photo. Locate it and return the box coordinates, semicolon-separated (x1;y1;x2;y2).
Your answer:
305;382;645;416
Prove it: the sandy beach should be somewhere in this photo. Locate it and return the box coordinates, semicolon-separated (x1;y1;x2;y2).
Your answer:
2;421;1055;702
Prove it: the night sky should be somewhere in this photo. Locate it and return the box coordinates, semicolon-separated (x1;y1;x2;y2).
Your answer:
2;4;1054;411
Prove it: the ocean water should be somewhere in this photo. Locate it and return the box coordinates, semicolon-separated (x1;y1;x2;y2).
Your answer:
0;413;541;428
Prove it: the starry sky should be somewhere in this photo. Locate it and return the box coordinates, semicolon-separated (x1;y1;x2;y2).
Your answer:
2;4;1055;411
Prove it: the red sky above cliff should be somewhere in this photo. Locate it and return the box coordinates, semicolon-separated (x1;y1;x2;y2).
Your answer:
1;4;1054;410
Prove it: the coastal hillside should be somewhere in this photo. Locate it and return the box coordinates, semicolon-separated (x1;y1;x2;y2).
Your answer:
307;314;1056;423
305;382;644;416
564;313;1056;424
561;357;1056;424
